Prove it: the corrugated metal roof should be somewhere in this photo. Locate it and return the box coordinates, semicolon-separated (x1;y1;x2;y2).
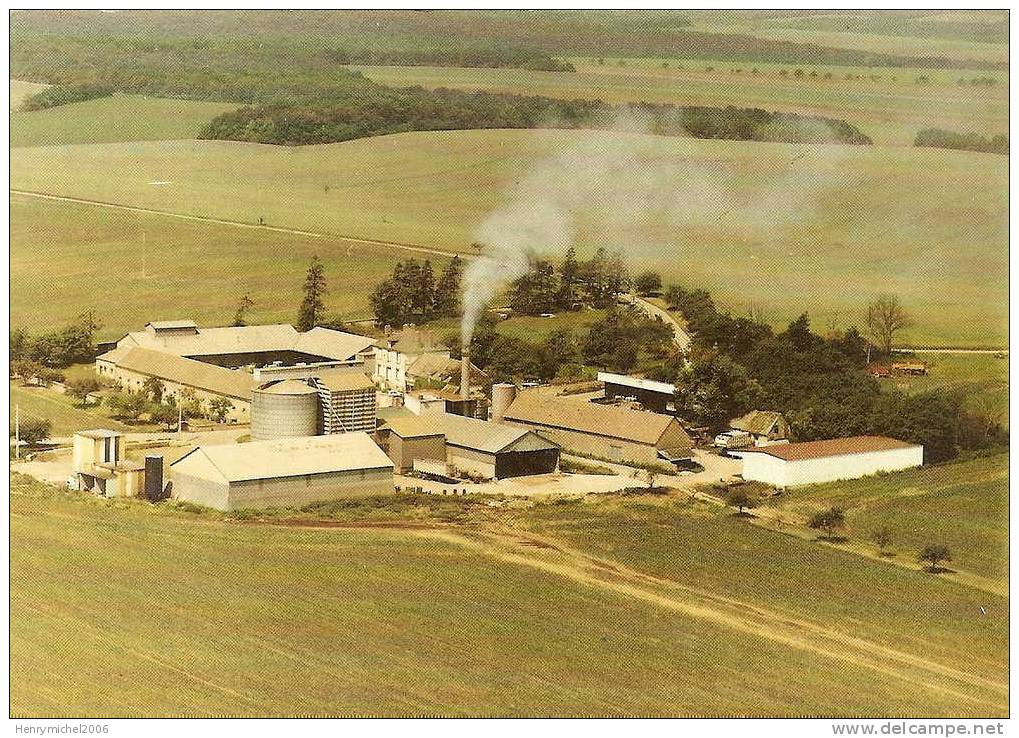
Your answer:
503;389;682;445
146;319;198;331
315;372;375;392
384;413;556;454
170;432;393;483
256;379;318;396
294;327;376;362
112;347;256;401
741;436;919;462
75;429;122;439
598;371;676;396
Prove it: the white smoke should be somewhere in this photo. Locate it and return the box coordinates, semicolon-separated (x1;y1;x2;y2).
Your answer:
460;114;855;344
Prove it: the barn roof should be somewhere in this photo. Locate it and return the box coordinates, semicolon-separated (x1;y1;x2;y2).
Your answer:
503;389;687;446
741;436;919;462
383;413;558;455
170;432;392;483
315;372;375;392
730;410;785;436
105;347;256;401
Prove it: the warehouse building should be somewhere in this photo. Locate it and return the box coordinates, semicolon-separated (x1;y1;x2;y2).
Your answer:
170;433;394;511
739;436;923;488
377;413;560;480
501;387;694;466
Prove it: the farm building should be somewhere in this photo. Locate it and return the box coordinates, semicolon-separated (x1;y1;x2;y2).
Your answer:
96;321;377;423
169;433;394;511
598;371;677;414
739;436;923;488
377;412;560;480
729;411;790;446
71;429;145;497
372;327;449;392
312;372;377;433
501;388;694;465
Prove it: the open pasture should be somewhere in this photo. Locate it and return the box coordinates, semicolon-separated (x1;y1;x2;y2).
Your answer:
10;195;422;339
11;129;1007;347
884;353;1009;427
10;476;1008;716
352;59;1007;147
10;94;237;147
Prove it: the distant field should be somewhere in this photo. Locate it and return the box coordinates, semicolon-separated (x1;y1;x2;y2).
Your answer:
10;79;48;110
353;60;1008;147
10;130;1007;347
766;453;1008;583
11;475;1007;716
10;94;237;147
10;195;423;339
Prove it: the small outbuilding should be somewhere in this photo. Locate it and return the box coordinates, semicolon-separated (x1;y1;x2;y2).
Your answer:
377;413;560;480
739;435;923;489
72;429;145;497
170;432;394;511
729;410;790;447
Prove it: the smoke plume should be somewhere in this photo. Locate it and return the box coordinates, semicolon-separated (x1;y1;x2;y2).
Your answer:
460;113;853;344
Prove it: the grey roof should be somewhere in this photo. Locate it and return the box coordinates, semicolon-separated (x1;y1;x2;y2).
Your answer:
75;429;123;439
170;432;393;483
384;413;558;454
256;379;319;396
730;410;786;436
101;347;256;401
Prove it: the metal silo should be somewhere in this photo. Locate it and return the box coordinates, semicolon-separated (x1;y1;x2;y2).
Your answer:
251;379;320;441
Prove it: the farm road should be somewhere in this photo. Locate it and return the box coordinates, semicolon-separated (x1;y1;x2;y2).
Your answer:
413;525;1008;714
10;189;461;259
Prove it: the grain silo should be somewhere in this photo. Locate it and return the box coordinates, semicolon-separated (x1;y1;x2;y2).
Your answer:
490;383;517;423
251;379;320;441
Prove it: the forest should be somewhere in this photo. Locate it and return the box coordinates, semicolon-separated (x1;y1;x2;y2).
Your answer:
915;128;1008;155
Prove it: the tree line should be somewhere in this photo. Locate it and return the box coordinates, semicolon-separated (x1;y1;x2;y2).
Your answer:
914;128;1008;156
316;46;573;72
369;256;463;328
660;285;1005;462
22;82;114;110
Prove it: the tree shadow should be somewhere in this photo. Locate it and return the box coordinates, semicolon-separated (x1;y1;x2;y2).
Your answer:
815;535;849;544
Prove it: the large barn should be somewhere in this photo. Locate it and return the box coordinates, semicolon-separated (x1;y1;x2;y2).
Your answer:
377;413;560;480
739;436;923;488
170;433;394;511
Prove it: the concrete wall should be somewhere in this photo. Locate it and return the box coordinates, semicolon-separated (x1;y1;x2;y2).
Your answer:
387;434;447;473
172;468;394;511
447;445;497;479
373;347;408;392
502;420;660;465
170;471;231;510
97;363;250;422
742;446;924;488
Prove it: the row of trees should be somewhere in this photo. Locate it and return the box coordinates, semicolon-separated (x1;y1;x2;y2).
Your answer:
22;82;113;110
914;128;1008;155
369;256;463;328
317;46;574;72
508;247;631;315
10;312;101;368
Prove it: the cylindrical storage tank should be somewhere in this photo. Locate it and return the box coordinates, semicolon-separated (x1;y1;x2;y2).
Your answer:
251;379;320;441
491;383;517;423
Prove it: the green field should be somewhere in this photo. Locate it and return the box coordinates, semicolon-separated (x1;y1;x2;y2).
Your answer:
885;353;1009;426
10;382;135;436
10;79;48;110
10;130;1007;347
10;195;426;339
353;59;1008;147
10;94;237;147
10;473;1008;716
765;453;1008;583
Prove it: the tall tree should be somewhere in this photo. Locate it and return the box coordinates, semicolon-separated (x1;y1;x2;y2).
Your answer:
866;294;913;356
297;256;327;331
232;293;254;327
433;255;463;317
413;260;436;318
556;246;580;310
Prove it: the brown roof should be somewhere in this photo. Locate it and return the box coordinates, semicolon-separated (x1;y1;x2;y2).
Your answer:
315;372;375;392
742;436;919;462
110;347;255;401
503;389;686;445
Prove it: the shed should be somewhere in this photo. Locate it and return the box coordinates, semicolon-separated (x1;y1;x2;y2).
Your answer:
739;436;923;488
378;413;560;479
729;411;790;446
170;433;394;511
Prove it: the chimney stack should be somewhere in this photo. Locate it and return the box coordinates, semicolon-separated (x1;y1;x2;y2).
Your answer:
460;344;471;400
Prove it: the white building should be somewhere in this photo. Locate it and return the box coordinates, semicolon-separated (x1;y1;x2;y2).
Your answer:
739;435;923;488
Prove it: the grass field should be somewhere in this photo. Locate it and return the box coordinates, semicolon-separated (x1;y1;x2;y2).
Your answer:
10;130;1007;347
10;94;237;147
765;453;1008;583
884;353;1009;426
10;195;426;339
353;60;1008;147
10;79;48;110
10;473;1008;716
10;382;135;436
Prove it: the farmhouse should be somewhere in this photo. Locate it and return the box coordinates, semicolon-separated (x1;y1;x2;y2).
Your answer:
170;432;394;511
739;435;923;488
377;412;560;480
501;388;694;465
729;410;790;446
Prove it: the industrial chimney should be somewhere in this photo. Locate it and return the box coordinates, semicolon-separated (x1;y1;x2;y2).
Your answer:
460;344;471;400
